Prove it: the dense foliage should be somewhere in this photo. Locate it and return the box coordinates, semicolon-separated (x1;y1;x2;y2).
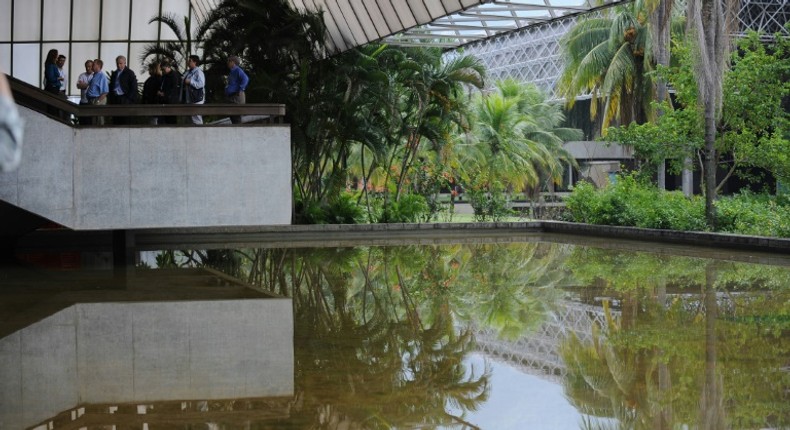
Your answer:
603;30;790;196
715;191;790;237
566;174;707;231
182;0;588;224
566;175;790;237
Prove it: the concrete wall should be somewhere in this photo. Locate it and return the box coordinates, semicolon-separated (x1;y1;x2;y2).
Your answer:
0;106;292;230
0;298;294;429
563;141;633;161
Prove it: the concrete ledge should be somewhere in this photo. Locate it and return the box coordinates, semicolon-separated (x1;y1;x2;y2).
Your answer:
540;221;790;254
17;221;790;263
129;221;790;255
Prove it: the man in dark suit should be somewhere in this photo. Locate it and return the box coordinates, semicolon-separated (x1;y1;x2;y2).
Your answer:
108;55;138;124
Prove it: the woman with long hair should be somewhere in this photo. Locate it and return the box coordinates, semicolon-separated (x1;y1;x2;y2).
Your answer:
43;49;60;95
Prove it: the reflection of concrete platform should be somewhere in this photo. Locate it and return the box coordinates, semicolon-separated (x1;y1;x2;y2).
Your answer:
0;268;294;429
33;397;293;429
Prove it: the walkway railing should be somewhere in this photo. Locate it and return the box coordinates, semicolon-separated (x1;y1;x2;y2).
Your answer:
7;74;286;125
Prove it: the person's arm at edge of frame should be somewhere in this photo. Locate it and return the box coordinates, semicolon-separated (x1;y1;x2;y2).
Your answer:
0;71;25;172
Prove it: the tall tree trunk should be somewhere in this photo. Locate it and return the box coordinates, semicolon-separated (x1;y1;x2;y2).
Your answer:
651;0;673;191
687;0;739;227
703;107;718;226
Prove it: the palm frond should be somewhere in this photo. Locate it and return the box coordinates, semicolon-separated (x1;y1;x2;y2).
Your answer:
602;42;636;95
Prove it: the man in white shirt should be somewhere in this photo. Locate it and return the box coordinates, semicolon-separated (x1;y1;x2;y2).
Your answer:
76;59;94;104
57;55;67;96
183;55;206;125
75;59;94;125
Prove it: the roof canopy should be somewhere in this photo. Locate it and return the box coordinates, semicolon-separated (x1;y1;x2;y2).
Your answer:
289;0;630;52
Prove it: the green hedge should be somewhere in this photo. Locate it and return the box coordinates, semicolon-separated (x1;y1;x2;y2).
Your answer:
566;174;707;231
567;175;790;237
716;191;790;237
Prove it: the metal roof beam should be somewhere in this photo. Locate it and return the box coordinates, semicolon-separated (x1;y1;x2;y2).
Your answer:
389;33;489;39
427;23;518;31
490;1;591;12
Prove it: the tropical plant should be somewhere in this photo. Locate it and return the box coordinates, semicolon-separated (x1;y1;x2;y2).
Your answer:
140;12;209;72
199;0;486;223
392;50;485;195
604;27;790;208
558;1;657;134
457;79;580;216
686;0;740;225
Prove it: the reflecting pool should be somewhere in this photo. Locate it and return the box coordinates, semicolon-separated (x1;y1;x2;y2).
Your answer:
2;236;789;429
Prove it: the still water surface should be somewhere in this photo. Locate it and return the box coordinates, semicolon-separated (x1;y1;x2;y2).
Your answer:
2;236;789;429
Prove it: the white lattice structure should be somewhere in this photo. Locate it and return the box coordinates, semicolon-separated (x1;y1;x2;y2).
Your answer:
462;0;790;100
473;300;613;381
462;16;575;99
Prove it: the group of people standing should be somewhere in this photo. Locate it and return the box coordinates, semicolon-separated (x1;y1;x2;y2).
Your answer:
43;49;249;125
140;55;206;125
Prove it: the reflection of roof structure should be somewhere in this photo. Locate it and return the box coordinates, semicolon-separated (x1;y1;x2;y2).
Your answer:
473;300;614;382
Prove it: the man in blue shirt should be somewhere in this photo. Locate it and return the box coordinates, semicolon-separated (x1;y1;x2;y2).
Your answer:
224;55;249;124
85;59;109;125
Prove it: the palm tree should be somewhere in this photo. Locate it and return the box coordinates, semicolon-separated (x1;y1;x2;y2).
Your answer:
649;0;676;190
498;79;581;197
558;1;655;134
199;0;328;104
686;0;740;226
381;48;486;201
140;12;210;72
458;80;580;204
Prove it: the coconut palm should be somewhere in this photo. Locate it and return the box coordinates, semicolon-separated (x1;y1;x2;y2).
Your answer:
498;79;581;196
459;80;580;201
558;1;655;134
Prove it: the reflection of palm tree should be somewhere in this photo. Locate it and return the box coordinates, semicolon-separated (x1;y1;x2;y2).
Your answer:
455;243;567;340
700;263;727;430
561;323;645;428
256;246;491;428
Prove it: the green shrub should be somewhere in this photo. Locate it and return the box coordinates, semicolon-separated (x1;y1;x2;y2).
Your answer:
378;193;430;223
566;173;706;231
294;192;365;224
716;192;790;237
325;192;366;224
467;187;512;222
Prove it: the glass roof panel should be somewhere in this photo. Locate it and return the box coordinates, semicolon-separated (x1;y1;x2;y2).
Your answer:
379;0;630;49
